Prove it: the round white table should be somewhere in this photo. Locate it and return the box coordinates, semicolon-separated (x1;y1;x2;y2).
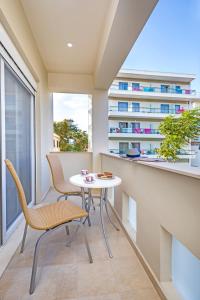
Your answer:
69;173;121;258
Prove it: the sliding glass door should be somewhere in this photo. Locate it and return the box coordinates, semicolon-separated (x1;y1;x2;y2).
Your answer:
0;57;35;243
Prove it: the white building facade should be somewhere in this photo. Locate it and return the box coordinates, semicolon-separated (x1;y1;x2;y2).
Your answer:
108;69;199;156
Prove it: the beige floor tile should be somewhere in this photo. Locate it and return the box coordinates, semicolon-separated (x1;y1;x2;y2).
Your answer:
43;242;77;266
0;267;44;300
77;260;116;297
8;243;47;269
56;299;76;300
23;264;78;300
119;288;161;300
0;191;160;300
109;236;137;259
111;257;153;292
77;294;121;300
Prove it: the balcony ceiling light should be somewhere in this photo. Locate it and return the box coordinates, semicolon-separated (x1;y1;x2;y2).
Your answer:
67;42;73;48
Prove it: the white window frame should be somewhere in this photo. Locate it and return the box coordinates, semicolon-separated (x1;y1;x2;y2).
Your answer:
0;40;36;244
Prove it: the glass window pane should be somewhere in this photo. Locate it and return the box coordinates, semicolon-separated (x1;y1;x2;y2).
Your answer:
5;64;34;229
175;104;181;113
119;82;128;90
161;104;169;113
118;102;128;112
132;102;140;112
132;83;140;91
119;142;129;154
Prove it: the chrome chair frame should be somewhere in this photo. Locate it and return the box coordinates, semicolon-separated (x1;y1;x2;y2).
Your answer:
21;220;93;294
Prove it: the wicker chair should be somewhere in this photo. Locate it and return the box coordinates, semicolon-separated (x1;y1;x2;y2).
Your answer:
46;153;93;226
5;159;93;294
46;154;83;201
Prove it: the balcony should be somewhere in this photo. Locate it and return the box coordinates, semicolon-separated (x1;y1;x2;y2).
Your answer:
0;152;163;300
109;106;186;119
109;127;164;139
109;84;200;101
1;1;200;300
109;148;194;159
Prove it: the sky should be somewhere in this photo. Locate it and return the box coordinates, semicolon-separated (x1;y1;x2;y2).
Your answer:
53;93;89;132
54;0;200;131
123;0;200;90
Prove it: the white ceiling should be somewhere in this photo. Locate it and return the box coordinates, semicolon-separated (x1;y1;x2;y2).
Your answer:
20;0;158;88
20;0;111;74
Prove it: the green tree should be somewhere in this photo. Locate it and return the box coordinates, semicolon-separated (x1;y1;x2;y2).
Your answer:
54;119;88;152
157;108;200;161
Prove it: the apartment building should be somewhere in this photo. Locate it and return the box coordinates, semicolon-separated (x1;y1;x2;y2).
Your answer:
53;133;60;152
108;69;199;156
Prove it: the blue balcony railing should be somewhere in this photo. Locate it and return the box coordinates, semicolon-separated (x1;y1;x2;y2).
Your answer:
109;127;161;134
109;106;186;114
110;83;196;95
109;148;194;156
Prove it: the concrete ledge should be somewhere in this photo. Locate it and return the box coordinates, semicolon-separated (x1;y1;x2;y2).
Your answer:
101;152;200;179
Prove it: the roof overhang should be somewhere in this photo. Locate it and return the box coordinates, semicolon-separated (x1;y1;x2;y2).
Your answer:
117;69;196;83
20;0;158;90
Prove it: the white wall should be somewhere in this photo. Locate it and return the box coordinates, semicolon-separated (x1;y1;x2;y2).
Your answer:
49;152;92;181
0;0;53;200
101;154;200;293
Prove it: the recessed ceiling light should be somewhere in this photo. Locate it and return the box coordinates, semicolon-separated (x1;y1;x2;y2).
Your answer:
67;42;73;48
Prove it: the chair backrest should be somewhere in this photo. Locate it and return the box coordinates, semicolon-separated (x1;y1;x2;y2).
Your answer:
5;159;31;224
46;154;65;191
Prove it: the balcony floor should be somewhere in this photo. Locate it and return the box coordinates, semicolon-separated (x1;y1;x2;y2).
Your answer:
0;189;160;300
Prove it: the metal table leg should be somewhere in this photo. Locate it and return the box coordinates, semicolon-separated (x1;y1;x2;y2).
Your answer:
100;188;113;258
81;187;91;226
104;189;120;231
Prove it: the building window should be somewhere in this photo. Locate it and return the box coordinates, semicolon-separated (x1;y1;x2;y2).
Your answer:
132;102;140;112
175;104;181;113
119;142;129;154
118;102;128;112
132;122;140;129
161;104;169;113
119;82;128;90
175;85;182;94
119;122;128;133
131;142;140;152
132;122;141;133
161;84;170;93
132;83;140;91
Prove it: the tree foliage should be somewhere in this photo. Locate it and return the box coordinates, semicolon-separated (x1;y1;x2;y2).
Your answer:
157;108;200;161
54;119;88;152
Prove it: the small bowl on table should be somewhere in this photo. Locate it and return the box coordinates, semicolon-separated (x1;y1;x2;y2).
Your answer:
81;169;89;176
84;175;95;183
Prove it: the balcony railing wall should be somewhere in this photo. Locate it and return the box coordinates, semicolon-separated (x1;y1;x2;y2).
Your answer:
110;83;196;95
101;152;200;299
109;127;161;134
109;106;186;114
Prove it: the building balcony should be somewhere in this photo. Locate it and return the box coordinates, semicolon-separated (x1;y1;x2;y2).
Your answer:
109;84;200;101
110;148;159;156
109;148;194;159
1;1;200;299
109;106;186;119
109;127;164;139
